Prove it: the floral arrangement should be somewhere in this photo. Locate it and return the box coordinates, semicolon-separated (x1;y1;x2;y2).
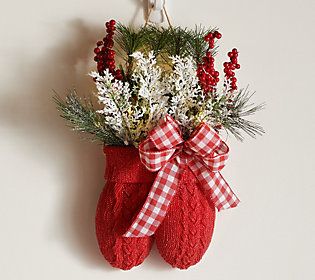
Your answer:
54;19;265;270
55;19;264;147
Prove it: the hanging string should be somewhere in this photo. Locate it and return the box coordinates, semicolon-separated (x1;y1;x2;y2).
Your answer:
144;5;153;28
163;5;172;28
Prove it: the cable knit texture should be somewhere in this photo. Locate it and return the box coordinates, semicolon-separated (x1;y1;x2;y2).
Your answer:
155;166;216;269
95;146;156;270
96;146;216;270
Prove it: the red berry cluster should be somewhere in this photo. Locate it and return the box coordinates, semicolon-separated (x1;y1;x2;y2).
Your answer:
223;48;240;92
204;30;222;48
197;31;222;94
93;19;123;80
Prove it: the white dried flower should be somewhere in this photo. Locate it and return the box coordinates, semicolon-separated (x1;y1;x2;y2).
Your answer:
165;55;205;135
90;70;132;145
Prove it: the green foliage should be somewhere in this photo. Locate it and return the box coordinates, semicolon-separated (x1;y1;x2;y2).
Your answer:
163;27;191;57
114;25;218;66
218;88;265;140
53;91;123;145
55;23;264;144
144;26;172;55
115;23;147;56
115;24;147;78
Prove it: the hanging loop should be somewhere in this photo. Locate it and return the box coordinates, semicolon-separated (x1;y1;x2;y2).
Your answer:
145;0;172;28
148;0;165;24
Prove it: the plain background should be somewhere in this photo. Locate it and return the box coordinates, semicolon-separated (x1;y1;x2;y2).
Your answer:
0;0;314;279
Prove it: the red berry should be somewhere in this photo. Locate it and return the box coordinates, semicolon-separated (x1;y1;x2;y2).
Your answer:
105;34;113;40
108;50;115;56
109;19;116;26
202;57;209;63
107;53;114;59
231;57;238;64
110;26;116;31
223;62;229;68
199;74;206;83
107;41;114;48
94;48;100;54
235;64;240;69
213;31;222;39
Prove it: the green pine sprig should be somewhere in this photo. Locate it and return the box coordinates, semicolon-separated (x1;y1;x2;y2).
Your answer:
53;90;123;145
220;87;265;140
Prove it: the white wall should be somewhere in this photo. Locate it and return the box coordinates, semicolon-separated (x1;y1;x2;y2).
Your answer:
0;0;314;279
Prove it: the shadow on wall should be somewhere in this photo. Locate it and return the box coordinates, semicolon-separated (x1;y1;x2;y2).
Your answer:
0;16;168;271
0;19;111;270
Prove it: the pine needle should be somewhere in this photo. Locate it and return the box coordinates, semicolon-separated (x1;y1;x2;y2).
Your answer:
221;87;265;141
53;90;123;145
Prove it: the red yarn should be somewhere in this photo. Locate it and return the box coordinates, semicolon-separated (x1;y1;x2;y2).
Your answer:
155;166;216;269
95;146;216;270
95;146;155;270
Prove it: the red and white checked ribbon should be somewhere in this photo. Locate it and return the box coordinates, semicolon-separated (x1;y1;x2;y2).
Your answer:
124;115;240;237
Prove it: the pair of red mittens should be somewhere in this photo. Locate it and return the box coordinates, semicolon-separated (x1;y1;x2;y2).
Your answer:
95;146;215;270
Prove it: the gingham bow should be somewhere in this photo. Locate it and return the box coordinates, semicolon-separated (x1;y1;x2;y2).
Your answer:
124;115;240;237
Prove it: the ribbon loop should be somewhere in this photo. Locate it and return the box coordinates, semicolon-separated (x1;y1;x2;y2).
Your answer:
149;115;183;150
124;115;240;237
186;123;221;155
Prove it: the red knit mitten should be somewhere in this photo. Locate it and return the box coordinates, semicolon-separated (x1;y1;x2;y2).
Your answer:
95;147;156;270
155;166;216;269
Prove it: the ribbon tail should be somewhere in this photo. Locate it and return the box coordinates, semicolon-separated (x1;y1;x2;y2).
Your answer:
207;171;240;211
189;160;240;211
124;161;182;237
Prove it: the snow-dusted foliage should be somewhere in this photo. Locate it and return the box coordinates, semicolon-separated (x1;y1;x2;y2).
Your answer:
92;51;263;145
90;70;132;144
91;52;168;145
165;55;206;136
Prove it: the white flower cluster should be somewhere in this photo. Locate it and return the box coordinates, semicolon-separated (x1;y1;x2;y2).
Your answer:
91;51;167;145
128;51;168;142
90;70;132;144
166;55;206;136
92;51;223;144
